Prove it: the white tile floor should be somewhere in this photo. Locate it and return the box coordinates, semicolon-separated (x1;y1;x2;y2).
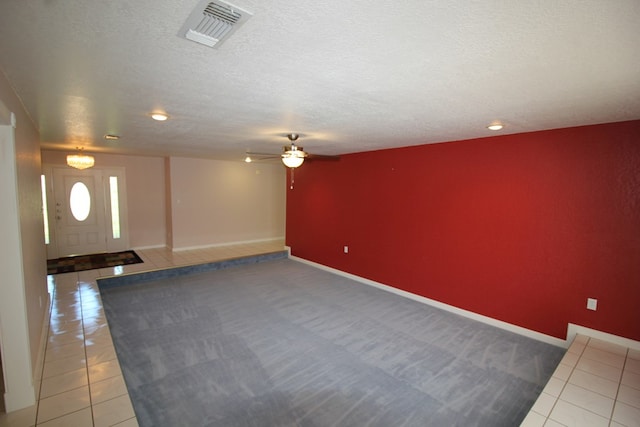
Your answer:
521;334;640;427
0;240;285;427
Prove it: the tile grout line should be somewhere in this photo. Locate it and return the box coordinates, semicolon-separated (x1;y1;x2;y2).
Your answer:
78;277;96;427
32;278;56;427
566;338;629;423
607;348;628;427
35;276;86;426
543;335;589;425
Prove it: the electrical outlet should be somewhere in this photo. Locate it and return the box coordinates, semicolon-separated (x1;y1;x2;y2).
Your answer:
587;298;598;311
343;246;349;254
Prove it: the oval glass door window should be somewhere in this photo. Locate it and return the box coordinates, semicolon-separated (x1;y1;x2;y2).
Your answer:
69;182;91;221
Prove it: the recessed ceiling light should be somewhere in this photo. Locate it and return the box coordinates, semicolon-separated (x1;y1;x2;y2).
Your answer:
487;123;504;131
104;134;120;140
151;112;168;121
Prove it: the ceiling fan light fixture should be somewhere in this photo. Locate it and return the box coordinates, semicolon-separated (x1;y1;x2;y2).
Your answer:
282;153;304;168
281;142;306;168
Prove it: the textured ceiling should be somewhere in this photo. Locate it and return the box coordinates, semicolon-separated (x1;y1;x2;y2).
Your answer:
0;0;639;160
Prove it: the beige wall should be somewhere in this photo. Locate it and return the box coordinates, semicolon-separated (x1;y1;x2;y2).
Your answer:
0;70;48;410
41;152;287;251
168;157;286;249
13;100;46;379
41;151;167;249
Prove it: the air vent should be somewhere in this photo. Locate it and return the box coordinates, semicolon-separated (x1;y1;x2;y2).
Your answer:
178;0;252;48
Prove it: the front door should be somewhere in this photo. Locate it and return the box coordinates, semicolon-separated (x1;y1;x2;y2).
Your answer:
46;166;129;258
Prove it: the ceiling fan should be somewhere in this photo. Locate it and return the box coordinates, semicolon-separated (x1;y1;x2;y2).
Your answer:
245;133;339;189
245;133;339;168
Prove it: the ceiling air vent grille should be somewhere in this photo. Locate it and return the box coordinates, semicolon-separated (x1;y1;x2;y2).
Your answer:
178;0;252;48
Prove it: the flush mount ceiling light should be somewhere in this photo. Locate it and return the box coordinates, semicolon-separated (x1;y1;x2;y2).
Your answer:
66;148;95;170
104;134;120;140
151;112;168;121
487;123;504;131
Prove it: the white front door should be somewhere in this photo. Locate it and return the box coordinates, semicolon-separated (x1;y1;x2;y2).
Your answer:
46;166;129;258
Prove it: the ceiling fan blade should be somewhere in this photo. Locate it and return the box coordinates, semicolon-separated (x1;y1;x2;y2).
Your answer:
246;151;280;156
246;156;281;161
246;134;340;164
306;153;340;161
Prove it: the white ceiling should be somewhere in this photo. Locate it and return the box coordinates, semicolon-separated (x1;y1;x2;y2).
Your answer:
1;0;639;161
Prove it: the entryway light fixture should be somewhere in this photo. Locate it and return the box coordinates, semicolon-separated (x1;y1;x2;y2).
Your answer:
66;148;95;170
487;122;504;131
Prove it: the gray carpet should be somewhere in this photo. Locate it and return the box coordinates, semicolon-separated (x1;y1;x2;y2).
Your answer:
100;258;564;427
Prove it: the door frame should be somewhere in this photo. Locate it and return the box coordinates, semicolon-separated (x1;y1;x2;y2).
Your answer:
0;109;37;411
42;164;130;259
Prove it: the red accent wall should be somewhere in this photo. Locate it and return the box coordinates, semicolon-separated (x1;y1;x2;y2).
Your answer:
286;120;640;341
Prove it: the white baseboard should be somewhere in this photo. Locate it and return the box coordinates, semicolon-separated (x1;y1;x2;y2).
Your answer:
567;323;640;351
3;387;36;414
171;237;285;252
289;255;568;348
130;244;166;251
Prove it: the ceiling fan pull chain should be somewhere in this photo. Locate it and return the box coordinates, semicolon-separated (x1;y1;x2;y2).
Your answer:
290;168;295;190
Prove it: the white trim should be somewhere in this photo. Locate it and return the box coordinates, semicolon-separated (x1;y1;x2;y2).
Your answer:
130;244;167;251
0;118;36;411
0;102;11;126
567;323;640;351
289;255;567;348
172;237;285;252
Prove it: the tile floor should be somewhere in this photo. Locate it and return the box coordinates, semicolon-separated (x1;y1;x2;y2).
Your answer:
0;240;285;427
521;334;640;427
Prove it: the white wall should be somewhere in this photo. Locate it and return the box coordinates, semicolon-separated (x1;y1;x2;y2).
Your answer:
0;72;48;411
168;156;286;249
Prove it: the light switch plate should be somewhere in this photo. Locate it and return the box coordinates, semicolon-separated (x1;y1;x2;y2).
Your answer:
587;298;598;311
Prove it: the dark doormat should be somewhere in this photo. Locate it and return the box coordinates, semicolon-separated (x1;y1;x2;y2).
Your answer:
47;250;143;274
